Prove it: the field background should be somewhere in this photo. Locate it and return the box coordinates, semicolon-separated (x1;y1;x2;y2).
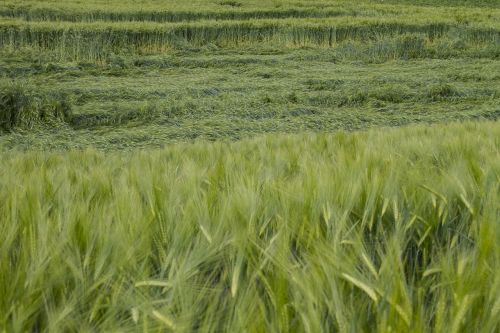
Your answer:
0;0;499;332
1;0;499;149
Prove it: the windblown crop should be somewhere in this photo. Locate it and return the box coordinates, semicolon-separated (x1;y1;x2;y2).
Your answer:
1;121;499;332
0;0;499;331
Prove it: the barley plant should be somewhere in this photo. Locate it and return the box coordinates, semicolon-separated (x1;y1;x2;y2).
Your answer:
0;122;499;332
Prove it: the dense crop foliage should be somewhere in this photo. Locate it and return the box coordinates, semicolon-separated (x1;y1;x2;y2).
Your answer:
1;19;497;62
0;0;499;62
0;0;498;147
0;83;72;131
0;0;499;331
0;8;498;62
1;122;499;332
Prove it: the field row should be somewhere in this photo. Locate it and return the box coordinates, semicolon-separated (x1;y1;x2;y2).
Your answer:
1;19;498;61
0;7;398;24
1;0;499;23
1;5;498;24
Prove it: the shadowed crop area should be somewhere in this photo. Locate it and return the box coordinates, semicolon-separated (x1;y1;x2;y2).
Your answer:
0;0;499;332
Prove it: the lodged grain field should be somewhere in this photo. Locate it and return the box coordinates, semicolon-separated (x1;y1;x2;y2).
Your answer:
0;0;499;332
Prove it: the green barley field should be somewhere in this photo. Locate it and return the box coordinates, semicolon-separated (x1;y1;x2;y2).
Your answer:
0;0;499;332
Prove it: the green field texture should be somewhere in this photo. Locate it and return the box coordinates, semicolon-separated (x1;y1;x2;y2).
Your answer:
1;1;500;331
1;1;498;62
1;54;499;150
1;0;499;149
1;121;499;332
1;0;499;20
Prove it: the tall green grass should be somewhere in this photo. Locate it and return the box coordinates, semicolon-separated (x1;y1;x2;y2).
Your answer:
1;18;497;61
1;121;499;332
9;0;493;23
0;7;383;23
1;0;498;21
1;0;498;61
